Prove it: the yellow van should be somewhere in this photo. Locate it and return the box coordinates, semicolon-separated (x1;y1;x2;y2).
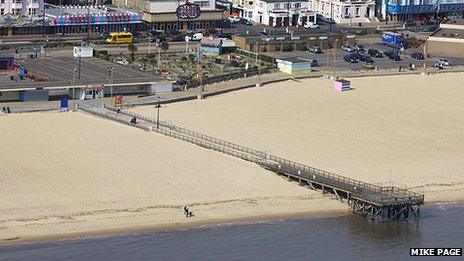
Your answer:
106;32;133;44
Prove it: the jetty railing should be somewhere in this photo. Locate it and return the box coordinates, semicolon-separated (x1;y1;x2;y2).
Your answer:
81;106;151;131
105;105;267;159
154;127;265;165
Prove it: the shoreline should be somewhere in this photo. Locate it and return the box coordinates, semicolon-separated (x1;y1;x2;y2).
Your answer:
2;200;462;247
1;208;349;246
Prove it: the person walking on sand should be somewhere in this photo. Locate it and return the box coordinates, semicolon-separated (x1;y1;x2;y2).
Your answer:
184;206;188;217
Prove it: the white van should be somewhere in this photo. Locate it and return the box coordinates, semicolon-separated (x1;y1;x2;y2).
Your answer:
185;32;204;41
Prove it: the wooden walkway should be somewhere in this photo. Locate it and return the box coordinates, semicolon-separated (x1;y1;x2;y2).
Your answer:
82;105;425;221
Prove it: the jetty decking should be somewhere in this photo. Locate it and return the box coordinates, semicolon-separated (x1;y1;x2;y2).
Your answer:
81;105;425;221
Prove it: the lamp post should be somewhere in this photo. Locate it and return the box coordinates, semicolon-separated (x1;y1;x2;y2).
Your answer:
107;67;115;106
332;39;339;79
155;96;161;129
42;4;46;37
256;40;262;87
72;67;77;111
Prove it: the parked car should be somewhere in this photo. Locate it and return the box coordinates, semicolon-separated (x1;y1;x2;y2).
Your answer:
241;19;253;26
344;54;358;63
405;20;417;27
228;16;240;23
99;31;110;39
388;53;401;61
368;48;383;58
186;32;203;41
148;30;164;37
168;31;185;42
350;52;363;60
384;50;396;57
433;62;444;69
308;45;322;53
359;55;374;63
354;44;364;52
309;59;319;67
437;58;451;66
149;35;166;43
362;63;377;70
304;22;320;29
341;45;356;52
410;52;424;60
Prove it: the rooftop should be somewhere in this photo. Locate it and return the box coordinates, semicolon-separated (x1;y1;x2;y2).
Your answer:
430;28;464;39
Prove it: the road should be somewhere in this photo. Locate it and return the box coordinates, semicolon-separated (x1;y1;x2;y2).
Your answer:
265;42;464;72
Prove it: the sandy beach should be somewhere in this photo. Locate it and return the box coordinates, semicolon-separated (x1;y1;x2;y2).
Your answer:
0;111;344;244
1;72;464;243
131;72;464;203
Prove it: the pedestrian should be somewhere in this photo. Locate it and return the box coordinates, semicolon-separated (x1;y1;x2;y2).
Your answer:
183;206;189;218
7;107;10;114
399;65;402;72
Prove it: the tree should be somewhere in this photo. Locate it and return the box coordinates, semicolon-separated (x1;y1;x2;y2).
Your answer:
160;41;169;55
128;43;138;64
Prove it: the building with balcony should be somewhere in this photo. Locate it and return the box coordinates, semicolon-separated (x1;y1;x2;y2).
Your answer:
378;0;464;21
310;0;376;23
0;0;43;16
253;0;311;26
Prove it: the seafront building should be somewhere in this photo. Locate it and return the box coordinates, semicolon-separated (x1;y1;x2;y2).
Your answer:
252;0;312;26
113;0;224;31
0;4;142;36
0;0;43;16
310;0;376;23
378;0;464;21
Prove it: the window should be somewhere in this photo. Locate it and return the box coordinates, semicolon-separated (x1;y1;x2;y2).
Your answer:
28;8;37;15
355;7;360;17
345;8;349;16
0;9;3;15
194;1;210;7
13;0;21;3
274;3;280;9
284;3;290;9
294;3;301;8
0;0;4;4
31;0;38;3
13;8;21;15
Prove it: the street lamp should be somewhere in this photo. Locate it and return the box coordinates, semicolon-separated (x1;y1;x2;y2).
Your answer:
72;67;77;111
107;67;115;106
154;96;161;129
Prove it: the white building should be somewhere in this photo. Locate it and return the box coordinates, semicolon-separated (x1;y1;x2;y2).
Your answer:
310;0;375;24
0;0;42;16
144;0;216;13
253;0;312;27
138;0;224;31
230;0;256;20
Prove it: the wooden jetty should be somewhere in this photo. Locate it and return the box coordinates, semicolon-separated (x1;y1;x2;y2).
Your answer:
81;105;425;221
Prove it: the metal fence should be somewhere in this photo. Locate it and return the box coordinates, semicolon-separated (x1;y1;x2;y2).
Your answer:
154;127;266;165
81;106;151;131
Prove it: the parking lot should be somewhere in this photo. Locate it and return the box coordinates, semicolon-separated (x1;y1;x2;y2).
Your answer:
264;42;464;72
0;57;164;90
